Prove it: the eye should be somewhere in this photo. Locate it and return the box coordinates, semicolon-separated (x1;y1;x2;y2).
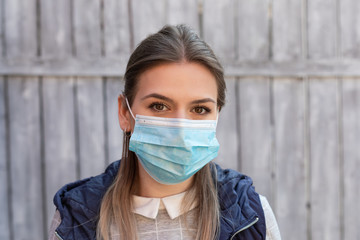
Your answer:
192;106;211;115
149;102;169;112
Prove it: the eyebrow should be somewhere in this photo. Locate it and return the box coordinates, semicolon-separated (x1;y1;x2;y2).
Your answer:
141;93;216;105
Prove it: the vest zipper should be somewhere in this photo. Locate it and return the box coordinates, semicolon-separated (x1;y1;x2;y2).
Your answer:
55;231;64;240
229;217;259;240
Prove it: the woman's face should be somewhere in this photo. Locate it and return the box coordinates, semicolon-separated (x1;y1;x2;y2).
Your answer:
122;62;218;131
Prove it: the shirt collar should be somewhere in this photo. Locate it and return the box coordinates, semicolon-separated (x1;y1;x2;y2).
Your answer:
132;191;197;219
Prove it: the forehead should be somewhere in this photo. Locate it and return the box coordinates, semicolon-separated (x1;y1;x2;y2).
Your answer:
135;62;218;101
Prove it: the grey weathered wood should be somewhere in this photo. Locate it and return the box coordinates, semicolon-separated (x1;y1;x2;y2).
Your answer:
308;0;337;59
237;78;273;201
273;78;306;240
4;0;37;59
40;0;72;59
103;0;131;59
342;78;360;240
131;0;167;47
42;77;77;229
202;0;236;64
0;78;10;240
309;78;340;239
237;0;270;61
73;1;106;178
76;77;106;178
105;78;124;163
166;0;200;33
215;77;238;170
8;77;44;240
40;0;76;231
272;0;303;60
340;0;360;58
3;59;360;77
73;0;102;58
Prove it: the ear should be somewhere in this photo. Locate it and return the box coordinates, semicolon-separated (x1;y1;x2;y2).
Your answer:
118;95;132;132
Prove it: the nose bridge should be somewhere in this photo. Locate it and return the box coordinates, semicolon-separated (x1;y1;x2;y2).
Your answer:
173;104;188;119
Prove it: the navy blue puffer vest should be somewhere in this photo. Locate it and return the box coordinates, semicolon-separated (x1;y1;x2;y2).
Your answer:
53;160;266;239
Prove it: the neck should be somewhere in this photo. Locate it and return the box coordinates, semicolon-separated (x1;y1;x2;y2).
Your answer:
135;159;194;198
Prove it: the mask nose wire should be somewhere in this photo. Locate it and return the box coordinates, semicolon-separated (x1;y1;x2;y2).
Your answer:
125;97;136;120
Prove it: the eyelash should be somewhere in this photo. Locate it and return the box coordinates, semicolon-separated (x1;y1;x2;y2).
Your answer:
148;102;170;112
192;105;211;115
148;102;212;115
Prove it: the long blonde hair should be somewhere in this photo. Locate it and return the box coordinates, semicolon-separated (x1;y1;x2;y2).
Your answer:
97;24;226;240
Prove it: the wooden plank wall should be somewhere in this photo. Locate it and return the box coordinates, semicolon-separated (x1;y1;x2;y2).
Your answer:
0;1;359;240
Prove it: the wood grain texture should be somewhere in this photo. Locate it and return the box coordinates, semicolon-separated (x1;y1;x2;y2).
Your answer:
4;0;37;59
76;77;106;178
103;0;131;60
0;78;10;240
105;78;123;163
342;78;360;240
237;0;270;61
40;0;72;59
73;0;102;58
202;0;236;64
309;78;340;240
215;77;238;170
42;77;77;229
131;0;167;47
273;78;306;239
272;0;303;60
40;0;75;231
3;59;360;77
237;78;273;201
307;0;337;59
73;1;106;178
8;77;44;240
166;0;199;33
340;0;360;58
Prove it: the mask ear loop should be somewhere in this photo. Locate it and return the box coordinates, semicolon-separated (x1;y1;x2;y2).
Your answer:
124;97;135;159
125;97;136;120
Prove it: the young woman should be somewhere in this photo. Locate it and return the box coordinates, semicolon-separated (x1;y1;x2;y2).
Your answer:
49;24;281;240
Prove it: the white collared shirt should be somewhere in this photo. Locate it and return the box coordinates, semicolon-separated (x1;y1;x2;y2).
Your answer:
132;191;197;220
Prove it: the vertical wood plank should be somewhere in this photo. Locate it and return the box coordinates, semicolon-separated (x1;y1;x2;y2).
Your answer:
215;77;238;170
308;1;340;239
103;0;131;60
40;0;76;231
4;0;43;239
105;78;124;163
166;0;199;33
235;0;272;202
308;0;337;59
237;78;272;200
0;78;10;240
237;0;270;61
203;0;236;64
73;1;106;178
76;77;105;178
131;0;167;46
309;78;340;240
8;77;44;240
42;78;77;229
342;78;360;240
340;0;360;58
272;0;303;61
40;0;72;59
4;0;37;58
273;78;306;239
73;0;102;58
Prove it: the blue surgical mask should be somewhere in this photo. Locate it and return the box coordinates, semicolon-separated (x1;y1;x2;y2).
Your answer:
125;98;220;185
